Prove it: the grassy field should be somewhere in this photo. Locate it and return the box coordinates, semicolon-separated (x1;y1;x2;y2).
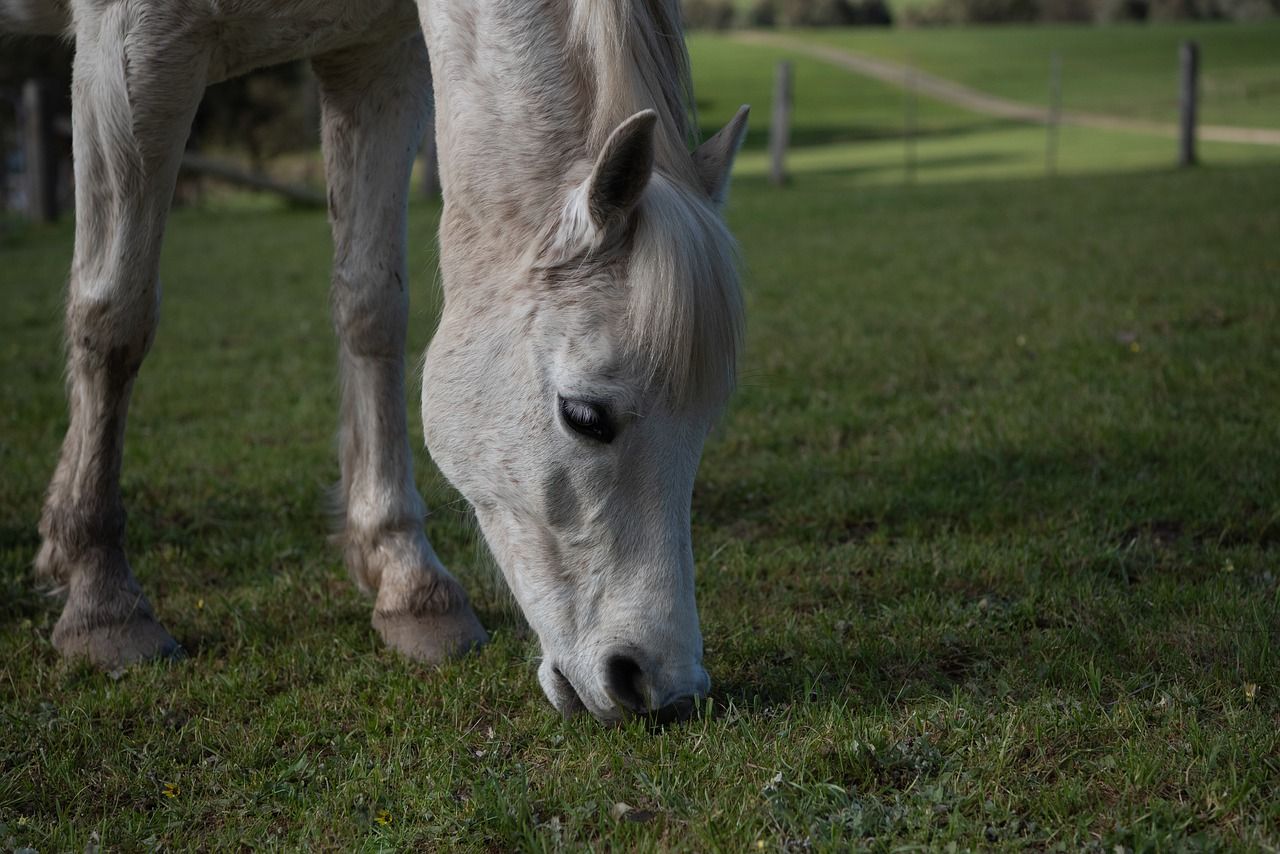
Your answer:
688;25;1280;187
809;22;1280;129
3;26;1280;854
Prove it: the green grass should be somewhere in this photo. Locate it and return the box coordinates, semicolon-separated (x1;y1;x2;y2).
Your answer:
4;163;1279;851
807;22;1280;129
689;29;1280;185
3;26;1280;850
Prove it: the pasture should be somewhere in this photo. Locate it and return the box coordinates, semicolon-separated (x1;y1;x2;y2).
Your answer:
810;22;1280;128
3;22;1280;852
692;23;1280;184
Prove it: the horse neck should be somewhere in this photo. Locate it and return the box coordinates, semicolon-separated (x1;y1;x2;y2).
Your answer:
424;3;586;242
423;0;697;267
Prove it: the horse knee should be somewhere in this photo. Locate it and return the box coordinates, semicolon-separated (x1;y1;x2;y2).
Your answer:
331;270;407;360
66;286;160;380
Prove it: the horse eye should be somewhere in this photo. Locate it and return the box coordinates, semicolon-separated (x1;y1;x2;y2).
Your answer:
558;396;615;443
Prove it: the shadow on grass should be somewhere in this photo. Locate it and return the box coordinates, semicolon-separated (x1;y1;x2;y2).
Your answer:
0;482;527;665
697;427;1278;713
808;150;1023;182
698;117;1026;152
697;428;1279;563
708;600;1272;715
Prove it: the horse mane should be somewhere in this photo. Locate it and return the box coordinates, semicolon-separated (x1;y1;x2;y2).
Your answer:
568;0;700;188
559;0;744;409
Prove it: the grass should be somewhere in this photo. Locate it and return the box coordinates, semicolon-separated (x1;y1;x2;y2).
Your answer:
688;27;1280;186
807;21;1280;129
3;25;1280;852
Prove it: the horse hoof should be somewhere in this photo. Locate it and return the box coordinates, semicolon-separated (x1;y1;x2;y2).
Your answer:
373;604;489;666
52;613;183;669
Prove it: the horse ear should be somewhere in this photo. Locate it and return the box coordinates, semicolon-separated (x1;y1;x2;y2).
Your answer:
586;109;658;229
692;105;749;207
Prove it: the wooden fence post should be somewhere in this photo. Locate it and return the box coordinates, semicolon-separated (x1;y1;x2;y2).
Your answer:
22;78;59;222
420;111;440;199
1178;41;1199;168
1046;51;1062;177
0;103;9;218
769;61;791;188
301;64;322;149
903;68;917;185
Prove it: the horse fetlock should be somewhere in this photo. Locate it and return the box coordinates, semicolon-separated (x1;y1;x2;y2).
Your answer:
34;533;72;589
37;502;127;584
341;525;434;593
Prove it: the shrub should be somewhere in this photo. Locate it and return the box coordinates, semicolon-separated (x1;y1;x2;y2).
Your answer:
682;0;737;28
848;0;896;23
901;2;961;24
747;0;780;24
949;0;1040;22
778;0;841;23
1216;0;1280;18
900;0;1275;22
902;0;1038;22
774;0;894;23
1149;0;1205;16
1040;0;1096;20
1093;0;1151;21
195;63;316;170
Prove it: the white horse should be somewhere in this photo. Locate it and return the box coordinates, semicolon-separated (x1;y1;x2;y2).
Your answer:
5;0;747;724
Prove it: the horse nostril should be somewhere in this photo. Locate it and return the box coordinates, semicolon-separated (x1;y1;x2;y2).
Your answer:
602;654;704;725
652;694;697;725
603;653;649;714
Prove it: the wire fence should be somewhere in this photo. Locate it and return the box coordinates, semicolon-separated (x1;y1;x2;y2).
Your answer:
761;37;1280;186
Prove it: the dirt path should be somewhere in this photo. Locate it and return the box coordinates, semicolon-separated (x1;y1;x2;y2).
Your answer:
732;31;1280;147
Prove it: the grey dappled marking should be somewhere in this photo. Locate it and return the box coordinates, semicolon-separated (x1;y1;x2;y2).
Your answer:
544;465;582;530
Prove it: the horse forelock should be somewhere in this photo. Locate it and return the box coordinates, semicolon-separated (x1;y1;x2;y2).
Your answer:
627;174;743;410
537;172;743;412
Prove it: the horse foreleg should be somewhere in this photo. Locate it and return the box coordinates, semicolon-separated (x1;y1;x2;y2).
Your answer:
37;12;208;666
313;34;487;665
